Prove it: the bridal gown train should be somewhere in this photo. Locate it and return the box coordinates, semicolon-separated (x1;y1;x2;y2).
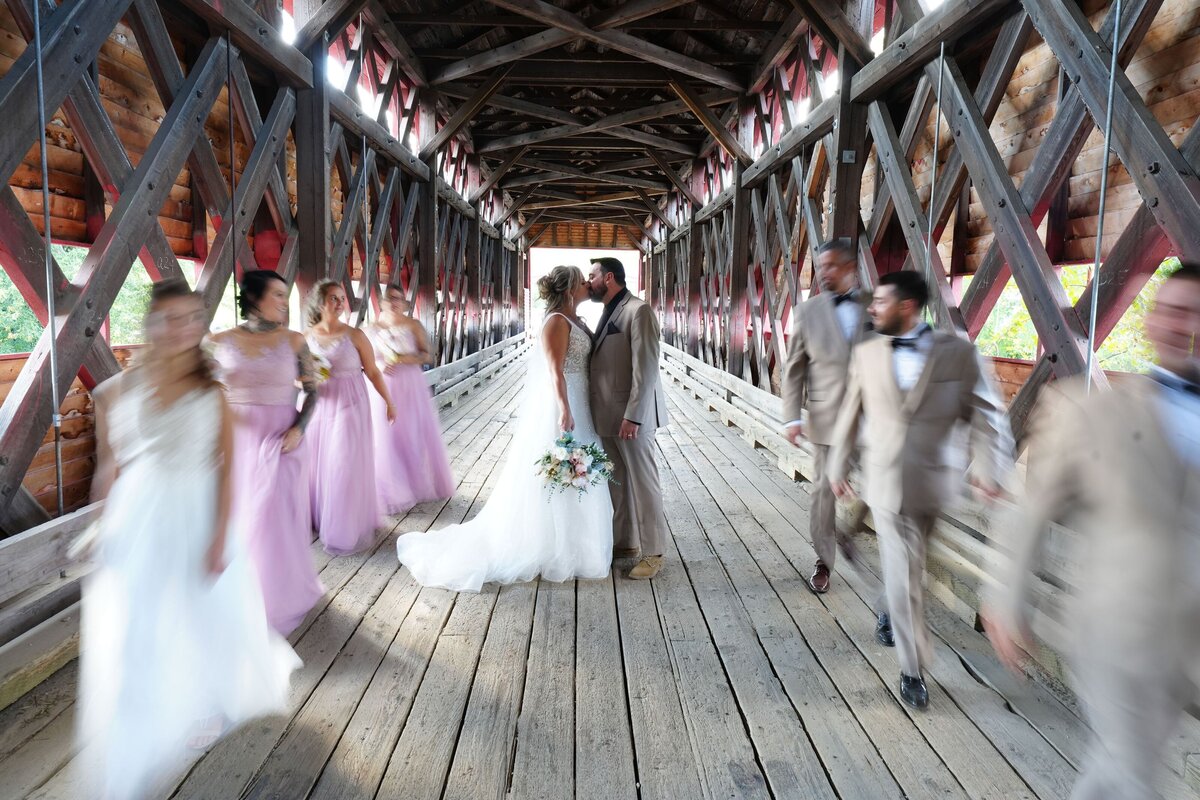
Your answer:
395;315;613;592
78;379;299;800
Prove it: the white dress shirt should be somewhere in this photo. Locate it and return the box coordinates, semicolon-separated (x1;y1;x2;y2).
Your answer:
1151;366;1200;469
833;292;862;342
891;323;931;393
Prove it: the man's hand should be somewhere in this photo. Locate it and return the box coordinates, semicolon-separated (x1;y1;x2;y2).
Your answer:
980;606;1032;677
619;419;640;440
784;422;806;447
830;478;855;499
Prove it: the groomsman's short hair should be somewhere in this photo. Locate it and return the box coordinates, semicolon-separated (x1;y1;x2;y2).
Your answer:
879;270;929;310
817;238;857;264
591;256;626;286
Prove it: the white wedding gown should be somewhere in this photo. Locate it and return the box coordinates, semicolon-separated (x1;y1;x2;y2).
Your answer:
395;314;614;592
77;378;299;799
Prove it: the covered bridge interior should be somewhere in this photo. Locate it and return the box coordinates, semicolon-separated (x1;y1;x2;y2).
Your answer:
0;0;1199;797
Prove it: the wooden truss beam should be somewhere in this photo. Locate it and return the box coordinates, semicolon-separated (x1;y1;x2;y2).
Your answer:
431;0;694;85
472;146;529;201
421;66;512;159
177;0;312;87
330;88;429;180
646;148;702;207
741;95;836;187
787;0;873;66
355;166;403;326
294;0;365;51
484;0;744;91
0;37;229;520
933;56;1104;386
361;0;428;87
750;10;807;94
668;77;751;165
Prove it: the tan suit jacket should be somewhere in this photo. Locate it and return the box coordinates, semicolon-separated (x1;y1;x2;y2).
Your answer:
993;377;1200;678
781;291;872;445
589;292;668;437
829;331;1009;515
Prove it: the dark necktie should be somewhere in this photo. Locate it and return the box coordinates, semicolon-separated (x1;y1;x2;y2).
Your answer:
892;337;918;350
832;292;855;306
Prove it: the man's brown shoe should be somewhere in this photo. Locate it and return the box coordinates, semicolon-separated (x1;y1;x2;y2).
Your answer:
628;556;663;580
807;561;831;594
613;547;641;559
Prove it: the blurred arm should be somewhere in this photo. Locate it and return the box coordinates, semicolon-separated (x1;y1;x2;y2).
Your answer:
625;303;661;425
781;305;809;432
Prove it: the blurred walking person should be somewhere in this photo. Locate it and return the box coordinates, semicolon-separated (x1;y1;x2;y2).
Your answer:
830;271;1010;709
986;262;1200;799
305;280;395;554
781;239;873;593
210;269;324;635
366;286;454;515
78;280;298;799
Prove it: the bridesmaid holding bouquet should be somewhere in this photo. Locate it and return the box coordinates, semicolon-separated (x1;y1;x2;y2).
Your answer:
305;281;395;555
367;287;455;514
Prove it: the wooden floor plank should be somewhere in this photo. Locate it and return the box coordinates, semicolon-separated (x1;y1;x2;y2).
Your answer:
613;573;705;800
658;418;907;799
440;581;537;800
509;580;576;799
662;391;968;800
574;575;638;800
662;385;1055;799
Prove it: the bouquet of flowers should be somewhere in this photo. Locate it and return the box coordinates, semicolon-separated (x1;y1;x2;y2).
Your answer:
311;351;332;384
535;433;614;497
374;327;411;367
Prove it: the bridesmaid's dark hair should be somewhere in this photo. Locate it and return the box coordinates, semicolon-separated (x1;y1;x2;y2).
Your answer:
239;269;288;320
143;279;218;387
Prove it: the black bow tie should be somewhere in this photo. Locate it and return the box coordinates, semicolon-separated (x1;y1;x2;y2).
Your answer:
891;337;919;350
832;292;856;306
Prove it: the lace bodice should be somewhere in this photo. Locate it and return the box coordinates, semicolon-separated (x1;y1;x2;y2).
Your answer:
366;323;417;363
547;314;591;376
108;377;221;474
308;332;361;381
214;335;298;407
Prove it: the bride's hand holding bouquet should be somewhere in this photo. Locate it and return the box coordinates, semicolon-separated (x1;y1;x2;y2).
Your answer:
535;432;614;498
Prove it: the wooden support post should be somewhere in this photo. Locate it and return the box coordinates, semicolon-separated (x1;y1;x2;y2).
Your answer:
416;158;439;349
466;204;483;353
295;37;331;290
829;46;865;241
727;160;750;380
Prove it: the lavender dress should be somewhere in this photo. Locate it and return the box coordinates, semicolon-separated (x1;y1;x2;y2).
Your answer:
307;332;382;555
214;335;324;636
367;324;455;514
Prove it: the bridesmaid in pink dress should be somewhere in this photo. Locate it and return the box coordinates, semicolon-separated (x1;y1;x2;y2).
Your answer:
366;287;455;514
209;270;324;636
305;281;395;555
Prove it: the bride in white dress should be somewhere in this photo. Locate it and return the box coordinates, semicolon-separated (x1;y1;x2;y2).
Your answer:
77;281;299;799
395;265;613;592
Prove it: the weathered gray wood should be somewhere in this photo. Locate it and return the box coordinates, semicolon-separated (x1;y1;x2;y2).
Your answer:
329;148;377;286
930;57;1104;385
293;0;365;51
741;96;836;188
508;580;575;798
354;166;403;327
421;67;512;159
1022;0;1200;262
295;37;331;290
175;0;313;87
669;77;751;165
865;76;933;249
330;88;429;181
0;38;228;523
788;0;874;65
574;576;638;800
361;0;428;87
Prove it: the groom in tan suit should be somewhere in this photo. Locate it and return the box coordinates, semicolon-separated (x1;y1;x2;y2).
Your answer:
830;271;1009;709
782;239;872;594
985;263;1200;799
588;257;669;580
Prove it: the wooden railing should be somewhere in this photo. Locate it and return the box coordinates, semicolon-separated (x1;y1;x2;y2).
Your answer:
0;336;529;712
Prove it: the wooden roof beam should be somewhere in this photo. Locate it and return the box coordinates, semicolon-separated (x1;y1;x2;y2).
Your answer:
176;0;313;87
432;0;693;85
360;0;427;87
787;0;873;66
750;10;807;94
294;0;366;51
646;148;701;207
420;66;512;159
472;146;530;201
484;0;744;91
669;77;751;165
506;157;668;190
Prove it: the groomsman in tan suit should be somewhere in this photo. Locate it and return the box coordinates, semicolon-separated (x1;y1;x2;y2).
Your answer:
830;271;1009;709
587;257;669;580
986;263;1200;800
782;239;872;594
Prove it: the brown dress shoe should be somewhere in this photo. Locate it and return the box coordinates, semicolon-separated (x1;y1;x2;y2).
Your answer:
613;547;641;559
628;556;664;580
807;561;831;594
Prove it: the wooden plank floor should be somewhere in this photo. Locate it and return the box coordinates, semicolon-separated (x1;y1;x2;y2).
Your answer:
2;359;1194;799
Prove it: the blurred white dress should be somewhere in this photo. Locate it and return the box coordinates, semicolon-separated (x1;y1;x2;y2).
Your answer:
77;376;299;799
395;315;613;591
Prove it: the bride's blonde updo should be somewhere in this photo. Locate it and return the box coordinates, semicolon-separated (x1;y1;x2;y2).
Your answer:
537;265;583;316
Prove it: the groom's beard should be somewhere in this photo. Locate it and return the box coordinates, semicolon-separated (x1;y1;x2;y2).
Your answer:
586;285;605;302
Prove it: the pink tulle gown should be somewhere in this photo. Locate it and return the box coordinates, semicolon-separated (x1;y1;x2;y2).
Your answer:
214;335;325;636
367;324;455;514
307;331;382;555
